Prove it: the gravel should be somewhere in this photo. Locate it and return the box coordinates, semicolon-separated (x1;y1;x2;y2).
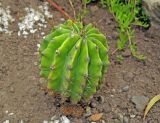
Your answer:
18;2;53;38
121;85;129;92
0;3;15;34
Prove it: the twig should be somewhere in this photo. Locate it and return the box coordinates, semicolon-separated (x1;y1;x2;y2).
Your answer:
68;0;76;19
111;48;118;55
47;0;75;22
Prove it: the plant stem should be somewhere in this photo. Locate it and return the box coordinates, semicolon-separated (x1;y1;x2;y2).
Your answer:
47;0;75;22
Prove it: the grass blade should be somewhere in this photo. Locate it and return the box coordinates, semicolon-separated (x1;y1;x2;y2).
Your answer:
144;94;160;119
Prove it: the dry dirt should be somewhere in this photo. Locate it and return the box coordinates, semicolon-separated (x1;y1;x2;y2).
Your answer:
0;0;160;123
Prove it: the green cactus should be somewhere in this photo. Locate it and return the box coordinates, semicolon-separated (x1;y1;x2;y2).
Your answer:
39;20;110;103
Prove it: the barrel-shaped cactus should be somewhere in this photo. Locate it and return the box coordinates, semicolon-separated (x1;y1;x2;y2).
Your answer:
39;20;109;103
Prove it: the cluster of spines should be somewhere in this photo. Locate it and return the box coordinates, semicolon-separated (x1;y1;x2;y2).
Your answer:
39;20;109;103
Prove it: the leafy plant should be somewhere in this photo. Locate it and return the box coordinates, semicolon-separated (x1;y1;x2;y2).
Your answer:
116;55;124;63
100;0;149;60
39;20;109;103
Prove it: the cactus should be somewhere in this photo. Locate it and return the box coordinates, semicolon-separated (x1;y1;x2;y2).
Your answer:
39;20;110;103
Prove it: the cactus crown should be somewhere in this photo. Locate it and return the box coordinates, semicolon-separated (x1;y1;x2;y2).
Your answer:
39;20;109;103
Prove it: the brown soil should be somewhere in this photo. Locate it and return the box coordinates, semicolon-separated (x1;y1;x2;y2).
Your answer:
0;0;160;123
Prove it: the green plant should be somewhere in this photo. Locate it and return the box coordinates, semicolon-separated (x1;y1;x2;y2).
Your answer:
116;55;124;63
39;20;109;103
100;0;148;60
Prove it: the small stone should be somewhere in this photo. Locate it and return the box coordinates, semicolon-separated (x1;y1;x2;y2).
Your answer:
60;116;70;123
118;113;123;123
19;120;24;123
9;87;15;93
131;96;149;112
130;114;136;118
122;50;131;57
34;62;38;66
43;121;48;123
34;15;40;21
8;112;14;116
3;120;9;123
51;115;59;121
60;18;65;22
90;101;97;108
53;120;59;123
84;106;92;117
41;32;45;35
37;44;40;48
5;110;9;114
114;119;119;123
123;116;129;123
49;121;54;123
90;5;99;12
121;85;129;92
101;120;106;123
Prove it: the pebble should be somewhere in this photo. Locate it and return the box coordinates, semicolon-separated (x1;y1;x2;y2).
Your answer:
117;113;123;123
9;87;15;93
18;2;53;37
60;116;70;123
121;85;129;92
85;106;92;117
122;50;131;57
8;112;14;116
3;120;9;123
0;4;15;34
90;101;97;108
53;120;59;123
130;114;136;118
19;120;24;123
123;116;129;123
131;96;149;112
43;121;48;123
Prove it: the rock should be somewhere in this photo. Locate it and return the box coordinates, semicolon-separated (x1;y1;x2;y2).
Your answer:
114;119;119;123
9;87;15;93
123;116;129;123
43;121;48;123
90;101;97;108
122;50;131;57
130;114;136;118
123;72;134;82
85;106;92;117
53;120;59;123
19;120;24;123
8;112;14;116
60;116;70;123
3;120;9;123
131;96;149;111
143;0;160;26
101;120;106;123
90;5;99;13
121;85;129;92
117;113;123;123
51;115;58;121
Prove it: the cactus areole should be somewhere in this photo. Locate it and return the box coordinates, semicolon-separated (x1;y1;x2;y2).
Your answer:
39;20;110;103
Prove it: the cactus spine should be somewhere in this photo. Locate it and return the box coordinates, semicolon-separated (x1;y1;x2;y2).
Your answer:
39;20;110;103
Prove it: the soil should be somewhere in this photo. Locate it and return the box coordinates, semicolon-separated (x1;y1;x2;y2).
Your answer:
0;0;160;123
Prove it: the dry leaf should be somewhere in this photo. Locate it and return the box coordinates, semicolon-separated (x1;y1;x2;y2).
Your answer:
88;113;103;121
144;94;160;119
60;104;84;118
